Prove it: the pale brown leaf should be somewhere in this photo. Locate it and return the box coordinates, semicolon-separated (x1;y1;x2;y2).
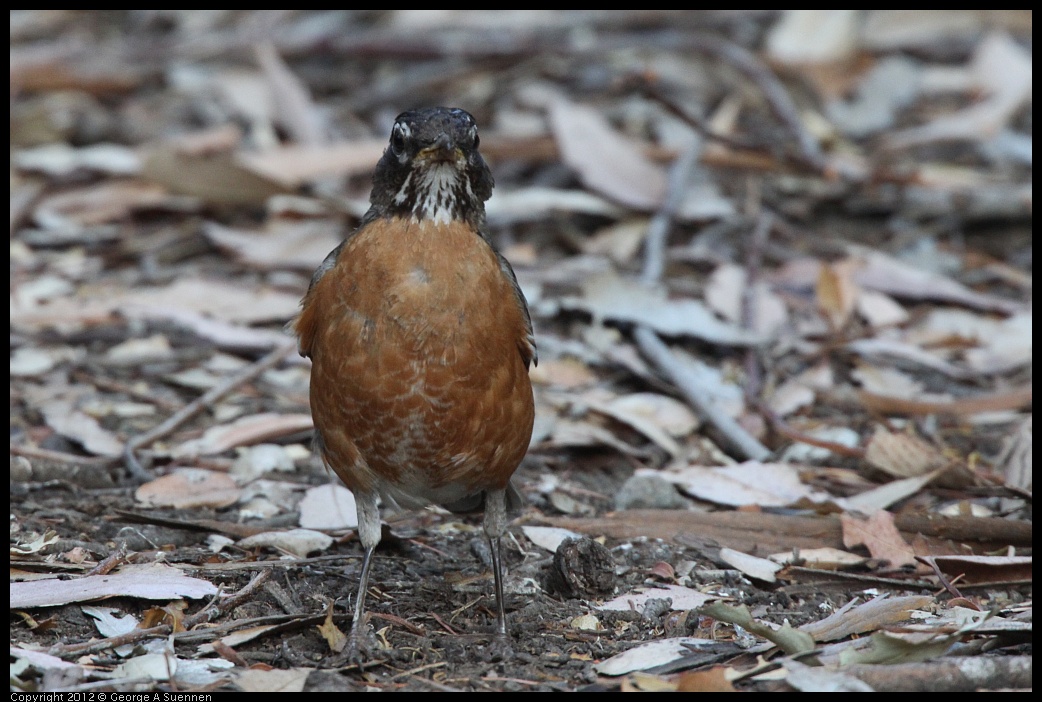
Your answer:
548;98;666;210
841;510;917;568
864;426;949;478
135;468;241;509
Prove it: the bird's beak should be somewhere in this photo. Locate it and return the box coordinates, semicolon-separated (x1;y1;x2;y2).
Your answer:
418;133;460;164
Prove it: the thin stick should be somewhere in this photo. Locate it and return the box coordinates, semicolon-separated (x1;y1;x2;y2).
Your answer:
635;143;771;462
688;32;826;173
10;444;117;467
741;208;772;400
635;328;771;461
122;343;294;481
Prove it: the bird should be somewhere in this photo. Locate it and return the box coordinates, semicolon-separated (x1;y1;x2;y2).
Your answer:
294;107;536;659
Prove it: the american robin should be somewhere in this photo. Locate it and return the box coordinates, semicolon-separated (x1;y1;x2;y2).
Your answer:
295;107;536;657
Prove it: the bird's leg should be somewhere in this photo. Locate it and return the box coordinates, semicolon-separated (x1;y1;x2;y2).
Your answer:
345;489;381;663
483;488;513;656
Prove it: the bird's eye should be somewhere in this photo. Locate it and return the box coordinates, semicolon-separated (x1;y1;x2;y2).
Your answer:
390;126;407;155
470;126;480;149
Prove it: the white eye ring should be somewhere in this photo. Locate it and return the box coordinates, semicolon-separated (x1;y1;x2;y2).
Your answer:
390;123;410;156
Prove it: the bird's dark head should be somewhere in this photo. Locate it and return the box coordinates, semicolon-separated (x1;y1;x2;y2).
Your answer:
369;107;494;226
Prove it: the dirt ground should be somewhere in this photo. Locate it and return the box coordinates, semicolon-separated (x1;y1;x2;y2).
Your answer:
12;463;875;692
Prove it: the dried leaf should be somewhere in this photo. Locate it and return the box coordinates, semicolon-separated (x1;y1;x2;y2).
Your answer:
675;666;739;693
768;363;833;417
705;264;789;336
660;462;834;508
842;470;945;513
766;10;859;65
562;273;763;346
799;594;934;642
719;547;782;583
238;528;334;558
864;426;948;478
918;554;1031;585
135;469;241;509
840;510;917;568
239;140;387;187
234;668;310;693
124;278;303;324
39;399;123;457
781;659;874;693
701;602;816;654
14;143;140;177
605;393;699;438
769;547;866;569
994;416;1031;491
255;43;325;146
595;637;723;676
142;147;288;206
487;186;624;224
522;526;583;552
298;484;359;530
172;413;314;459
816;260;859;328
852;251;1021;314
316;596;347;653
528;357;597;388
548;98;666;210
9;563;217;609
34;181;180;227
888;32;1032;147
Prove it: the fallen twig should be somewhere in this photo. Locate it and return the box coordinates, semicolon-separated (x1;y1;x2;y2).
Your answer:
122;342;295;481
